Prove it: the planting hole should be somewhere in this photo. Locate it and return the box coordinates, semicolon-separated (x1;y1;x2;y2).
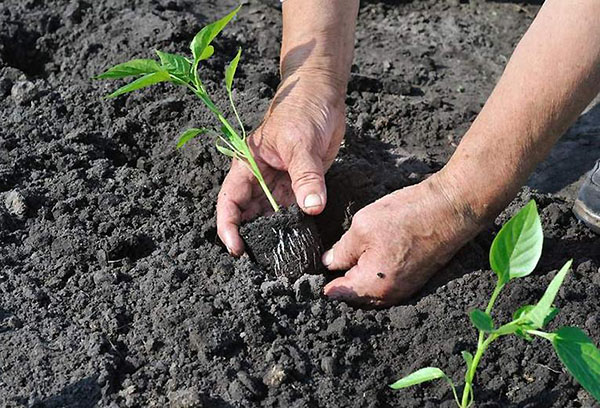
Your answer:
0;25;50;77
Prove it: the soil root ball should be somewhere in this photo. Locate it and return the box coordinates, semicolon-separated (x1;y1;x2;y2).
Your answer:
240;205;323;282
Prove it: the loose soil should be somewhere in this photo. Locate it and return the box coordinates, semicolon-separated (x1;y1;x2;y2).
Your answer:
1;0;599;407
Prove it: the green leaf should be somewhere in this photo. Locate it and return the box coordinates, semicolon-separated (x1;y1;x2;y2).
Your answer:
177;128;207;149
220;124;245;151
462;351;473;372
513;305;534;321
552;327;600;401
96;59;162;79
493;321;521;336
523;260;572;329
106;71;170;98
515;328;534;341
543;307;560;326
489;200;543;284
514;305;560;327
470;309;494;332
389;367;447;390
216;140;236;158
199;45;214;61
155;50;191;82
225;48;242;95
190;5;241;64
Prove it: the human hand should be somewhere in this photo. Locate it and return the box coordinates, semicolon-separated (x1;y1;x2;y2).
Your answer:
217;71;346;256
322;173;483;307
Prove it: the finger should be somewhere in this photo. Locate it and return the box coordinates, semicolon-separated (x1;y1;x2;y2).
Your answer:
240;200;263;221
286;149;327;215
217;164;253;256
322;228;363;271
324;252;397;307
323;271;381;307
323;275;360;301
216;196;244;257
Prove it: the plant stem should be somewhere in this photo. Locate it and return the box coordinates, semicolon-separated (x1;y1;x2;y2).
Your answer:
485;282;504;314
229;93;246;140
186;82;279;212
460;334;497;407
243;145;279;212
528;330;555;341
460;282;504;407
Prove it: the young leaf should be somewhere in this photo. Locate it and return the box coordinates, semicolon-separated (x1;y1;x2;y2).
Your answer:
177;128;207;149
155;50;191;82
199;45;215;61
514;328;534;341
190;5;241;64
216;141;236;158
220;124;245;151
493;321;521;336
225;48;242;95
389;367;447;389
489;200;543;284
522;260;572;329
470;309;494;332
462;351;474;372
106;71;170;98
513;305;560;327
551;327;600;401
96;59;162;79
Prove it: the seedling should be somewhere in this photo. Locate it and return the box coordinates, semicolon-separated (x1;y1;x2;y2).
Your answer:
391;200;600;407
95;6;279;212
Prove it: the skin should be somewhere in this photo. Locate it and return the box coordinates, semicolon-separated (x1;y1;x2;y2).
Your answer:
217;0;600;307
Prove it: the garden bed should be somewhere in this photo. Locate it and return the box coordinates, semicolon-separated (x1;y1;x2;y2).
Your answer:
1;0;599;407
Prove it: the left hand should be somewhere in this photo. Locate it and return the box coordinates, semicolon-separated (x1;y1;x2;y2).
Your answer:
322;173;483;307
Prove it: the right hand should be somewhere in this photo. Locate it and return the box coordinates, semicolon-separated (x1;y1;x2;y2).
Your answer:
216;70;347;256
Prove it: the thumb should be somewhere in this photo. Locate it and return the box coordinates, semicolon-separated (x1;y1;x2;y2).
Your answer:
322;227;363;271
287;149;327;215
323;258;380;307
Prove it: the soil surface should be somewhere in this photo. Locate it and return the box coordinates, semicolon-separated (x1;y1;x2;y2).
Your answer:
1;0;600;407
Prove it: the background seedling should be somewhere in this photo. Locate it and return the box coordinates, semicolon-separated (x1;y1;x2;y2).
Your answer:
95;6;279;212
390;200;600;407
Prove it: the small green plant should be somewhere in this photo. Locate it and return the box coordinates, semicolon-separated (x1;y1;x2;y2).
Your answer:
391;200;600;407
95;6;279;212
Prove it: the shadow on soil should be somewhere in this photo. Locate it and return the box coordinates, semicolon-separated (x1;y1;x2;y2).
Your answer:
31;376;101;408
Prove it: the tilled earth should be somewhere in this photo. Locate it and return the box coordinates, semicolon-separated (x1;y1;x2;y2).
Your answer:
1;0;599;407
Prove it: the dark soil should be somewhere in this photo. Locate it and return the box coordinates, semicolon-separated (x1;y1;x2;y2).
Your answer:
1;0;599;407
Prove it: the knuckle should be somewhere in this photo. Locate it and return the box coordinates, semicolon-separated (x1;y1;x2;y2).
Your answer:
351;210;370;235
291;171;323;190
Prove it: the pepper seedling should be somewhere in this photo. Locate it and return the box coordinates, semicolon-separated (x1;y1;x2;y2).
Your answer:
95;6;279;212
390;200;600;407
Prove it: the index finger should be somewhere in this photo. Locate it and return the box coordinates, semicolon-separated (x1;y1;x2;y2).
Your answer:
216;163;254;256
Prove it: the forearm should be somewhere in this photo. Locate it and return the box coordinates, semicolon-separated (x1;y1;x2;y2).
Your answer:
441;0;600;224
281;0;359;95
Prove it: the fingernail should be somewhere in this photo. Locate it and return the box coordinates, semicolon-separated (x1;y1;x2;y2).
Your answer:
322;249;333;266
225;246;233;256
303;193;322;209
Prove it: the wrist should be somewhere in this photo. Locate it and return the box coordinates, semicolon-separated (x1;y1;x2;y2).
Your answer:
428;169;490;234
279;66;348;105
435;156;522;230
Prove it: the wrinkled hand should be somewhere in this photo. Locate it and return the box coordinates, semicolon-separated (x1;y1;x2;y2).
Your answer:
217;72;346;256
322;174;482;307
